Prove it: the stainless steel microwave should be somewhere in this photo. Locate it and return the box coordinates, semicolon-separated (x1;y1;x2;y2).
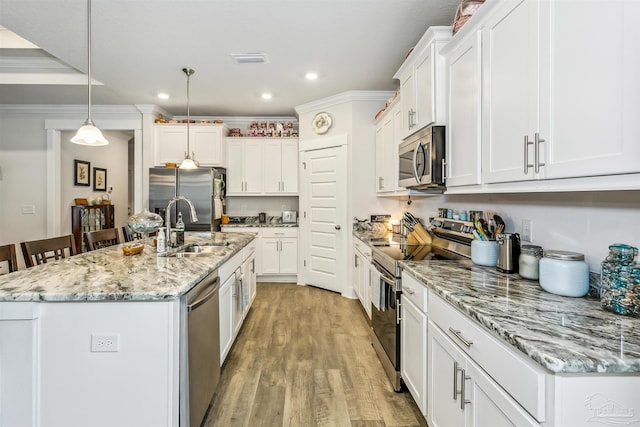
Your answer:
398;125;446;191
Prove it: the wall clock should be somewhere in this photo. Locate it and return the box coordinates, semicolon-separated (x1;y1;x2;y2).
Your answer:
312;112;333;135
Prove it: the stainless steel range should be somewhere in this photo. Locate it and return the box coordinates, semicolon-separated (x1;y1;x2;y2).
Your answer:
370;217;473;391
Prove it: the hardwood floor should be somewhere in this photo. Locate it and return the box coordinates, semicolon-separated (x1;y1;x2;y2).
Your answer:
205;283;428;427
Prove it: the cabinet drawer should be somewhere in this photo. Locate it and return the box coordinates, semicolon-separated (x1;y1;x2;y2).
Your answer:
261;228;297;239
401;271;427;312
429;293;546;422
219;250;244;283
243;239;257;259
353;237;372;257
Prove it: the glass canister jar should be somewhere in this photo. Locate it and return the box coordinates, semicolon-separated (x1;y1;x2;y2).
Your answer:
600;243;640;317
519;244;543;280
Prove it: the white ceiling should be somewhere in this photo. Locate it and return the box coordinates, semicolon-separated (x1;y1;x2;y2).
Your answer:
0;0;459;116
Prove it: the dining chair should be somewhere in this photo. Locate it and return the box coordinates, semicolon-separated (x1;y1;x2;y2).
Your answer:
21;235;77;268
0;243;19;273
121;225;142;243
84;228;121;251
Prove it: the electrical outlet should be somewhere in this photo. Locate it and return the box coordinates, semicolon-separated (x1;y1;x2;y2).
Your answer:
91;333;120;352
521;219;532;242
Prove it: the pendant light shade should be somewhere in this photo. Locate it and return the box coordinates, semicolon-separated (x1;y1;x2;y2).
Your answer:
179;67;198;169
71;0;108;146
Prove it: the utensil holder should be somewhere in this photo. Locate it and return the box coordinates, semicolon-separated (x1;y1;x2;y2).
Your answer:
471;240;499;267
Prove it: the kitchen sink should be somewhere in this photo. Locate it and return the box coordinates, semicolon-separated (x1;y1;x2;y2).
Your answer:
169;242;230;257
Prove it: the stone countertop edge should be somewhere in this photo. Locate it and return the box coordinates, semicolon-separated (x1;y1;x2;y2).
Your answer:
0;232;256;303
400;260;640;375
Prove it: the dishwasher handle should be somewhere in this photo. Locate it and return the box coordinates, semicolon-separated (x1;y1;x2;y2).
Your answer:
187;276;220;312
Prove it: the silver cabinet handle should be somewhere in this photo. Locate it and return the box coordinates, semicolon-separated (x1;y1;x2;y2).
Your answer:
355;254;358;268
449;328;473;348
403;286;415;295
396;301;402;324
378;176;383;190
460;368;471;410
442;158;447;181
335;225;341;230
453;361;459;400
524;135;534;174
535;132;545;173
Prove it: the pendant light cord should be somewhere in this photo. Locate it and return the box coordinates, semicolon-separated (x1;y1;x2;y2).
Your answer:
87;0;92;124
183;68;195;156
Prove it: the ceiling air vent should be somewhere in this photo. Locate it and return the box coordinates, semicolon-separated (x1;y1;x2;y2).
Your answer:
230;53;268;64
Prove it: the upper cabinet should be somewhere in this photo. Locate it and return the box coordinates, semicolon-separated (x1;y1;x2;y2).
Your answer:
264;139;298;195
394;27;451;141
375;100;402;194
227;138;299;196
445;29;482;187
226;138;264;195
154;124;226;167
444;0;640;191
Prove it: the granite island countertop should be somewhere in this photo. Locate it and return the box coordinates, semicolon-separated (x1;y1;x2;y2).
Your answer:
401;259;640;374
0;231;255;302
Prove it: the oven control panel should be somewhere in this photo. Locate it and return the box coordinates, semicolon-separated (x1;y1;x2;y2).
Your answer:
430;217;475;240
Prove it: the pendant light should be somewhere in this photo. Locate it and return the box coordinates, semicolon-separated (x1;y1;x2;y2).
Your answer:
179;67;198;169
71;0;108;146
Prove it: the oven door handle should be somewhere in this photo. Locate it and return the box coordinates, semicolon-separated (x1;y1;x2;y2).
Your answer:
372;262;395;286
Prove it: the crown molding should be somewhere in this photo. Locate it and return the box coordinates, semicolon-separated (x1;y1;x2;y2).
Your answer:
294;90;396;115
0;104;142;116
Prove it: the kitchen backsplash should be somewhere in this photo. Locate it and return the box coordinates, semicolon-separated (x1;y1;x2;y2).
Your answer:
226;196;298;217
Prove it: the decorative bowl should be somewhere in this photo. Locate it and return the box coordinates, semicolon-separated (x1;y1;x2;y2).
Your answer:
128;209;164;246
122;242;144;256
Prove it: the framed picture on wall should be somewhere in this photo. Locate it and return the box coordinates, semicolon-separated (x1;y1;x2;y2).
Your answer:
93;167;107;191
74;160;90;186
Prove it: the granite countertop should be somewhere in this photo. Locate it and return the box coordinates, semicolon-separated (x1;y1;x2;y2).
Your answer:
222;216;298;227
0;232;255;302
401;259;640;374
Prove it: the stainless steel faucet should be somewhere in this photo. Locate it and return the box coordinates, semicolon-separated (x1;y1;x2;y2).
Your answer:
165;196;198;246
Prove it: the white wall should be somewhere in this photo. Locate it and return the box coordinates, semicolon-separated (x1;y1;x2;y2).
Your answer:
383;191;640;273
60;130;133;233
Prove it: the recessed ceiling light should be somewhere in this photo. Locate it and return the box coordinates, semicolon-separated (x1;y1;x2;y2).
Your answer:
157;93;170;100
305;72;319;81
261;93;273;100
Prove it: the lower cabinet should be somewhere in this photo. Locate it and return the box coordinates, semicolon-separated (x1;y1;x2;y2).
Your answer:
219;242;256;366
222;227;298;282
401;296;427;417
260;228;297;276
427;321;539;427
401;271;428;418
353;237;372;318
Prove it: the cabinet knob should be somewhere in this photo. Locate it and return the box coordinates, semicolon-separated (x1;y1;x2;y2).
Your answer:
335;225;341;230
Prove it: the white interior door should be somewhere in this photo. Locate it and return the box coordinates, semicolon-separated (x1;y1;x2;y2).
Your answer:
300;143;347;294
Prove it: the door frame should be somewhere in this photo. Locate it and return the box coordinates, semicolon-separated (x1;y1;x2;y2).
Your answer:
298;133;350;296
45;119;143;237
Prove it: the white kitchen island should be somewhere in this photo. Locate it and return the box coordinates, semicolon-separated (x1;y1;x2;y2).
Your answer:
0;232;255;427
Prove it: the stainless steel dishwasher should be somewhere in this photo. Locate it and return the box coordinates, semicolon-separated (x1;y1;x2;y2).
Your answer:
180;270;221;427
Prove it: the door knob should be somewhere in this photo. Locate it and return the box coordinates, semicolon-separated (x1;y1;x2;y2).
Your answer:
335;225;341;230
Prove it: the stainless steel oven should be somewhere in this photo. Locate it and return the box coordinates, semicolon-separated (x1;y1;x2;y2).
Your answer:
370;231;471;392
398;125;446;191
370;255;402;391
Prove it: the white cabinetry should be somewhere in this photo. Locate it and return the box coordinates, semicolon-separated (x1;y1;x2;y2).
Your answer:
445;30;482;187
226;138;264;195
427;292;543;426
228;138;299;195
400;272;428;418
261;228;297;276
264;139;298;195
481;0;640;185
352;237;372;319
154;124;226;167
375;101;404;194
218;242;257;365
394;27;451;140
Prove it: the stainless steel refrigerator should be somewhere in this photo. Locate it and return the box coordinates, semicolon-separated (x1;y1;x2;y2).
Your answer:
149;167;226;232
